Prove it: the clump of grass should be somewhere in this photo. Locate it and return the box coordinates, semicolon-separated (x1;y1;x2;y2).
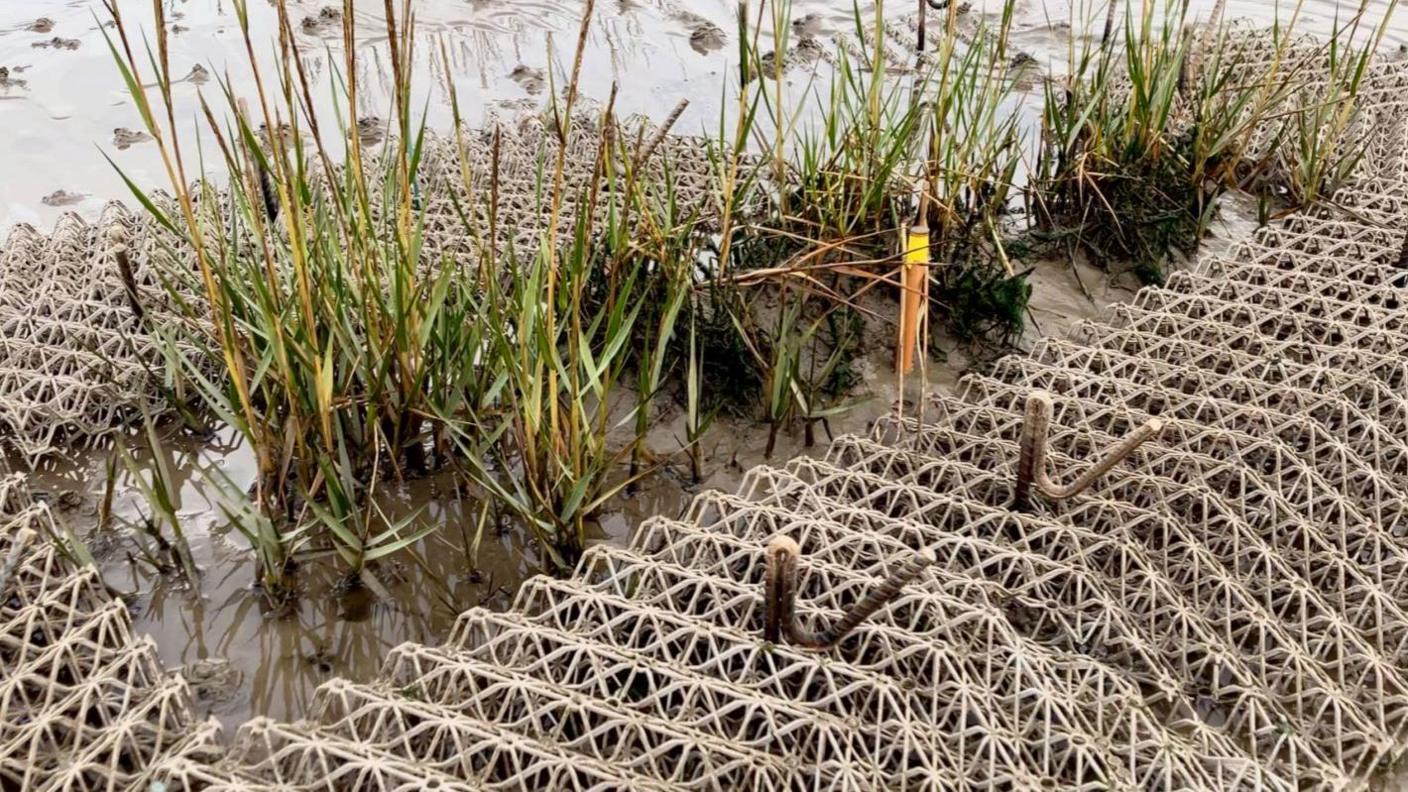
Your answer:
1030;0;1303;282
1261;0;1401;207
102;0;525;591
106;2;443;471
434;8;721;569
103;0;719;581
921;1;1023;259
733;0;1033;370
1033;1;1202;282
918;2;1029;347
781;45;925;247
708;0;912;422
448;219;649;571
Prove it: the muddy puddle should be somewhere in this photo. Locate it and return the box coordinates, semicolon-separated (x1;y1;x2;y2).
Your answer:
25;427;580;733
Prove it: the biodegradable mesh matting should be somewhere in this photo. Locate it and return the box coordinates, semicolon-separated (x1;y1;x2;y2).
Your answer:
5;31;1408;792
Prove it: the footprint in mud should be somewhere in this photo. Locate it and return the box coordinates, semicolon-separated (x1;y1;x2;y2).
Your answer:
510;65;545;95
0;67;24;89
792;13;824;38
673;12;725;55
32;37;80;51
113;128;153;151
1009;52;1042;91
28;18;54;33
690;24;725;55
494;97;537;115
32;489;84;511
140;66;208;89
354;116;386;147
181;658;243;704
42;190;86;207
749;36;827;83
301;6;342;36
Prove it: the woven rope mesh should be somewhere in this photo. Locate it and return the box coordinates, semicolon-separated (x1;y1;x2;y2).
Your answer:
0;472;227;790
6;29;1408;792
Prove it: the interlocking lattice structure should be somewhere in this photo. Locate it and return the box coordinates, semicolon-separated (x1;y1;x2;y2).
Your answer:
5;31;1408;792
0;472;230;790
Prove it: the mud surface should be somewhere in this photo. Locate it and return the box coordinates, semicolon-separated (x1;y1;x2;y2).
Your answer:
3;1;1401;232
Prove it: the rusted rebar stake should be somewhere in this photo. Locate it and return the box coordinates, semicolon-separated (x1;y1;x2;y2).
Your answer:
112;244;145;328
1013;390;1164;511
764;536;935;650
916;0;927;54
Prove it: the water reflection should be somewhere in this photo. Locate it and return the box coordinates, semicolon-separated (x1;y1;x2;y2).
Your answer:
21;425;582;735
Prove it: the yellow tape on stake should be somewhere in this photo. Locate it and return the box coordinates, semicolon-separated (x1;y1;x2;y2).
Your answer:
897;225;930;375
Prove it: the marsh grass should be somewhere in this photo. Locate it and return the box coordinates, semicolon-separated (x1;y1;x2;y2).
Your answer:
99;0;550;585
1032;0;1398;283
726;0;1034;375
1033;0;1233;282
205;461;309;602
101;0;1397;593
1267;1;1401;206
783;47;924;245
683;312;714;483
103;0;472;581
104;0;721;579
919;3;1028;347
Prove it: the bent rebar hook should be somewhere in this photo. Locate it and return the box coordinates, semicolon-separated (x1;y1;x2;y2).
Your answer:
763;536;935;650
1013;390;1164;511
